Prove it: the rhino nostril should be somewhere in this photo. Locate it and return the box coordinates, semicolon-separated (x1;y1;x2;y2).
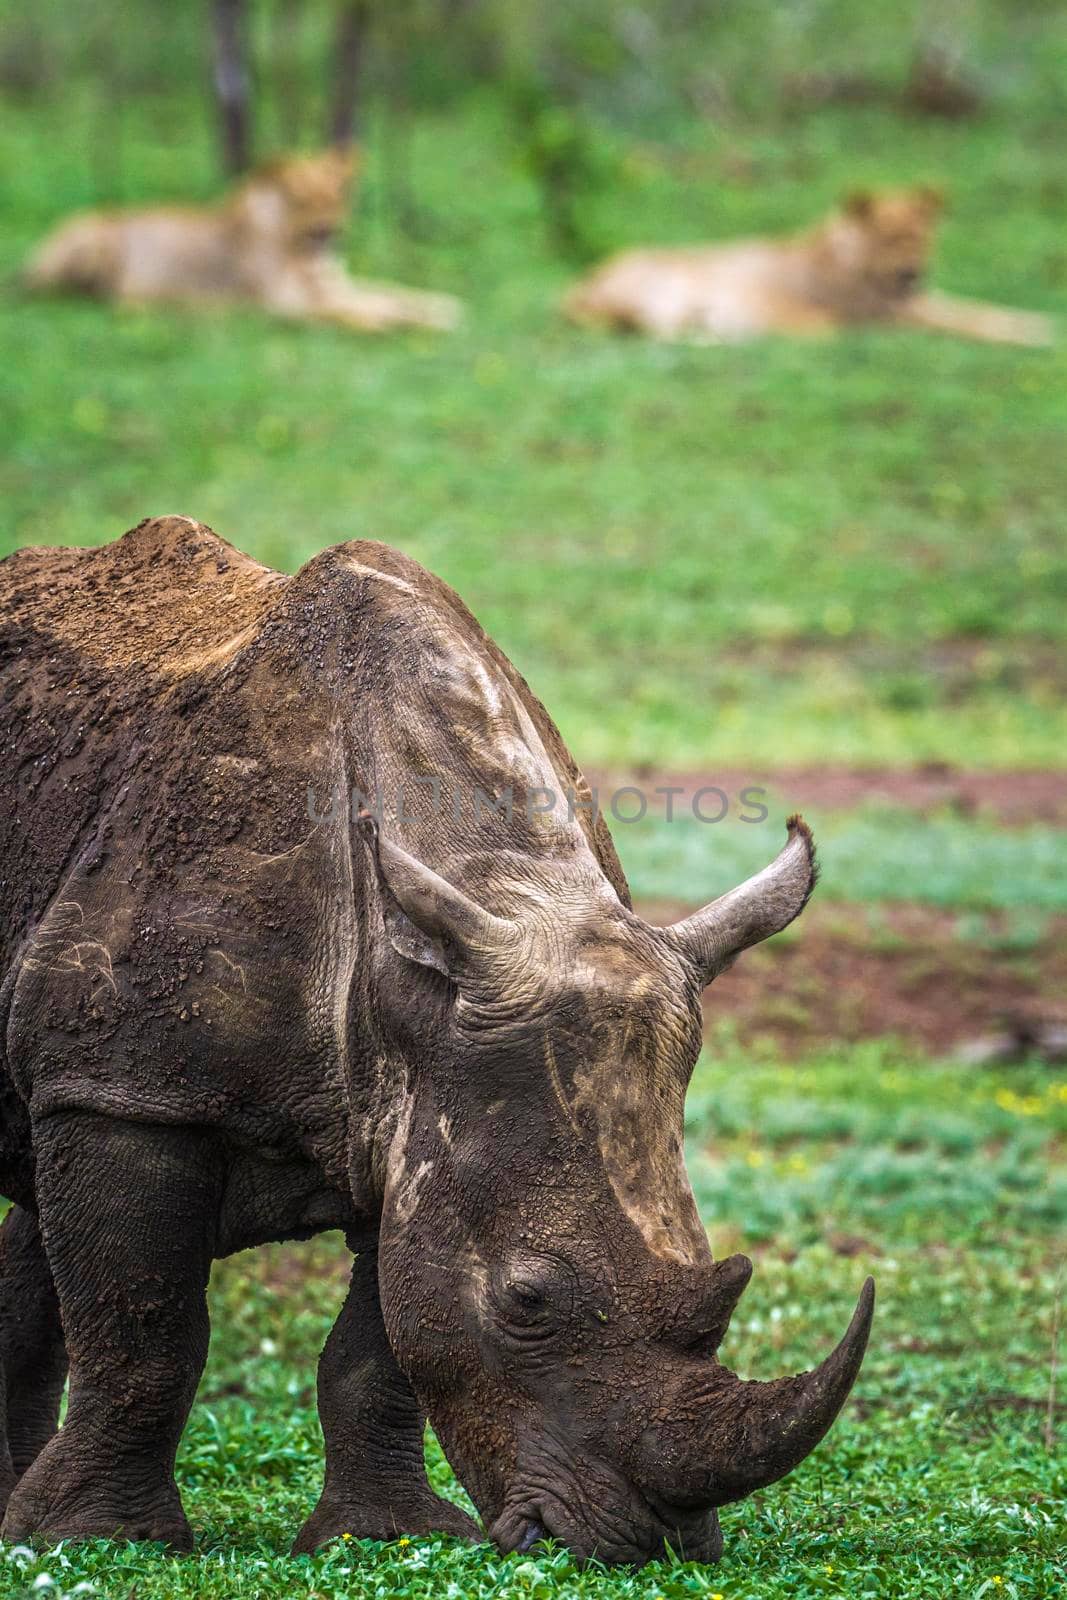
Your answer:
517;1519;547;1553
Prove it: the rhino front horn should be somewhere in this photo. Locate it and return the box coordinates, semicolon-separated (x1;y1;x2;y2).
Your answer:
698;1277;875;1505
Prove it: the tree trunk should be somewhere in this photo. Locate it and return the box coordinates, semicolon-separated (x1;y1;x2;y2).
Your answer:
329;0;371;147
273;0;306;149
212;0;252;175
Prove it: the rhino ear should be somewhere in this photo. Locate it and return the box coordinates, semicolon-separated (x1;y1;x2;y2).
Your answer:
378;892;453;979
663;815;817;988
356;811;516;979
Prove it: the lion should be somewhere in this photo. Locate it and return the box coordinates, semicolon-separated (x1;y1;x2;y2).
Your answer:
564;187;1054;346
24;147;461;333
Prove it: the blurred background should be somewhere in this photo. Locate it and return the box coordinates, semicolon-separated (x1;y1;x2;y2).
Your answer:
1;4;1065;1597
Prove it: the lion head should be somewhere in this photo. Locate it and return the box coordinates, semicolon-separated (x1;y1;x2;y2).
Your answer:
830;185;944;307
237;147;359;253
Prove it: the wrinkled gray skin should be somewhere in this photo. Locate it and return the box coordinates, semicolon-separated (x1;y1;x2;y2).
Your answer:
0;520;873;1564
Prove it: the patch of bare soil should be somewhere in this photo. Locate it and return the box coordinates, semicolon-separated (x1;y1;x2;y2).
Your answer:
642;902;1067;1056
592;766;1067;825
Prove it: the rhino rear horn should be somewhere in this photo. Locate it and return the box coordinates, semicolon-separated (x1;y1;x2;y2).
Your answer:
663;815;817;987
356;810;517;977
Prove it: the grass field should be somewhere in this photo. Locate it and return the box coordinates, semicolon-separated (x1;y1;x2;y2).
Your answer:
2;4;1066;1598
2;7;1066;766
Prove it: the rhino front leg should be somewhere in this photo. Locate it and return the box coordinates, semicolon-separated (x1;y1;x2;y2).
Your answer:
1;1111;223;1549
0;1205;68;1518
293;1239;480;1553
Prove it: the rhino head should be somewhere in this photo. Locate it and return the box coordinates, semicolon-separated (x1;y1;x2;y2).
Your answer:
359;812;873;1565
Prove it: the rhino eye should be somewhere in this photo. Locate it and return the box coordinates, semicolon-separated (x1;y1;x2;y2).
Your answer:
508;1279;547;1314
498;1277;558;1340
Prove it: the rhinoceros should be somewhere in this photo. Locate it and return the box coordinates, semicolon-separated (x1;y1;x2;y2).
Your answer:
0;517;872;1564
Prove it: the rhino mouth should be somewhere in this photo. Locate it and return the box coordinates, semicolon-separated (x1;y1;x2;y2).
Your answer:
488;1482;722;1567
516;1518;548;1554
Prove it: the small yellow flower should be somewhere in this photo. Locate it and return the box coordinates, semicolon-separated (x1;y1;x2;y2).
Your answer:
992;1579;1003;1588
341;1532;353;1542
398;1536;411;1547
995;1087;1045;1117
712;1593;724;1599
825;1565;835;1574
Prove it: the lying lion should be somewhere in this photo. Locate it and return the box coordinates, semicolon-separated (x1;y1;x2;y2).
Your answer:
565;187;1054;346
24;147;461;333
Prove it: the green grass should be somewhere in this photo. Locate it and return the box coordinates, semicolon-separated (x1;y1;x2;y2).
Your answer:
2;1047;1063;1600
2;7;1067;766
686;1045;1067;1243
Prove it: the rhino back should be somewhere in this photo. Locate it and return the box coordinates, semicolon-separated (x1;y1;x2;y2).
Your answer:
1;519;627;1152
